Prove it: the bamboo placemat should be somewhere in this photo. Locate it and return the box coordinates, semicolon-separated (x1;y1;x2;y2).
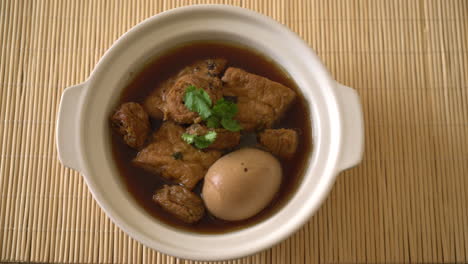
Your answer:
1;0;467;263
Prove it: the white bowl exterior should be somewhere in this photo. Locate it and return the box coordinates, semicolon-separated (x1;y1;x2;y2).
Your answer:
77;5;343;261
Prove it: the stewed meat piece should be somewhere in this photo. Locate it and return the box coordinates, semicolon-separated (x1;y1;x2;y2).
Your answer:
165;74;223;124
143;78;173;120
221;67;296;131
153;185;205;223
143;58;227;120
111;102;150;149
186;124;241;150
258;129;298;159
133;121;221;189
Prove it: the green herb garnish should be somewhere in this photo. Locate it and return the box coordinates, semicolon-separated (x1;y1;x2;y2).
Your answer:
221;117;242;132
212;98;237;119
183;86;242;132
183;85;213;119
182;131;217;149
213;98;241;131
206;115;220;129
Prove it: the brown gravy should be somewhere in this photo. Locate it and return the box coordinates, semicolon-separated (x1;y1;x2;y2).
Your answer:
111;41;312;233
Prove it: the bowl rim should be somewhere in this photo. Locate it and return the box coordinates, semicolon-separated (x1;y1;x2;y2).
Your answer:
77;4;343;261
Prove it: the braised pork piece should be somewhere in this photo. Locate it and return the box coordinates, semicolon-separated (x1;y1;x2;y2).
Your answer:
153;185;205;223
111;102;150;149
258;129;299;159
143;58;227;120
110;42;312;233
222;67;296;131
133;121;221;190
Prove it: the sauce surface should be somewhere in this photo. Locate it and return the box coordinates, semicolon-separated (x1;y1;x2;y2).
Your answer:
111;41;312;233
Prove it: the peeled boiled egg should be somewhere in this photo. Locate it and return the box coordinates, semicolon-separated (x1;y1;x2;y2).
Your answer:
202;148;282;221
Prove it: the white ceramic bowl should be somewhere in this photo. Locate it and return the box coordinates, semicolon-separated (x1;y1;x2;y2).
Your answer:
56;5;364;261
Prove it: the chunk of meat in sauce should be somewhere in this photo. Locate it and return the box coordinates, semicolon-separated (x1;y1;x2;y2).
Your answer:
143;58;227;120
165;74;223;124
133;121;221;189
111;102;150;149
186;124;241;150
258;128;298;159
222;67;296;131
153;185;205;223
143;79;172;120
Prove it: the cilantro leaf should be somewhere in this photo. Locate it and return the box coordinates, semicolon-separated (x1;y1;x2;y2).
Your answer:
181;133;196;144
212;98;238;119
206;115;220;128
183;85;196;110
183;85;212;119
201;88;211;104
181;131;217;149
212;98;241;131
221;118;242;132
194;131;217;149
183;88;242;132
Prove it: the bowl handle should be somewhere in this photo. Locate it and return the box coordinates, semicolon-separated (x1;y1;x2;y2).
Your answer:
335;82;365;171
56;82;87;172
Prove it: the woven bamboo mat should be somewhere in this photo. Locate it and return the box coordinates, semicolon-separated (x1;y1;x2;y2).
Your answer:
1;0;467;263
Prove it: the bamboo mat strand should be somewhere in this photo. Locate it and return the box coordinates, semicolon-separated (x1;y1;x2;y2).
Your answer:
1;0;468;263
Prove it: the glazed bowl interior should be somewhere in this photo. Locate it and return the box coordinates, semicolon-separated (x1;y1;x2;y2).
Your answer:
77;5;342;260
